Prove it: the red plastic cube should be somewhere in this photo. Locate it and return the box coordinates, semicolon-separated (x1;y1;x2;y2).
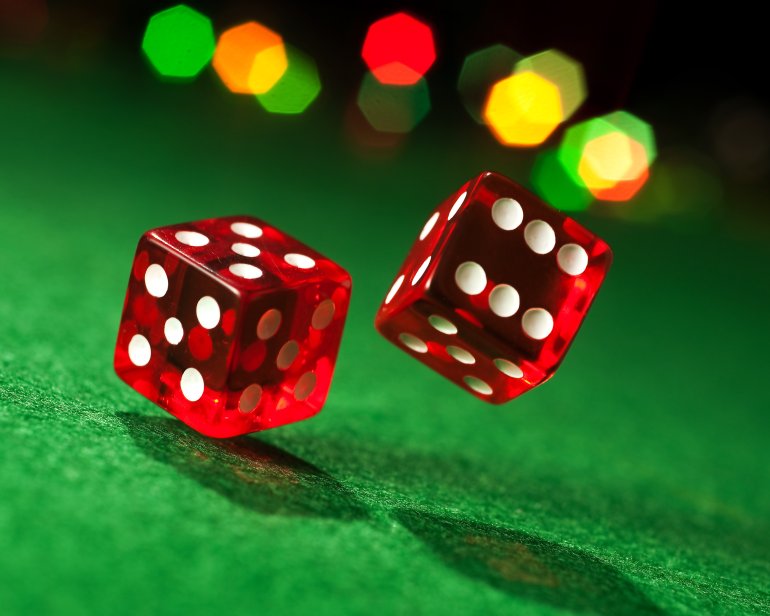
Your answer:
115;216;351;437
375;171;612;403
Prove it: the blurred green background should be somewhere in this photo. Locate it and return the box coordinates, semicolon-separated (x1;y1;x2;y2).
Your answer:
1;2;769;615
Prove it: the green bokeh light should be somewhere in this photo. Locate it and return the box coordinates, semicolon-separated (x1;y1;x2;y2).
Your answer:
256;46;322;114
531;148;593;212
356;73;431;134
457;44;521;124
558;112;657;187
142;5;215;80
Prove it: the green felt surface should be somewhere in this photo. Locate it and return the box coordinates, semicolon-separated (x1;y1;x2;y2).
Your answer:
1;64;769;615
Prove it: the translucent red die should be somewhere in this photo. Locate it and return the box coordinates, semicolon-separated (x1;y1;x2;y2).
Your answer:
375;171;612;403
115;216;351;437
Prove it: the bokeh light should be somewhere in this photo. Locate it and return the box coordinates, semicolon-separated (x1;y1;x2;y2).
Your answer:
483;71;563;146
213;22;287;94
516;49;586;119
558;111;657;202
256;45;321;114
362;12;436;86
483;49;586;147
356;72;431;133
531;149;594;212
141;5;215;80
457;44;521;124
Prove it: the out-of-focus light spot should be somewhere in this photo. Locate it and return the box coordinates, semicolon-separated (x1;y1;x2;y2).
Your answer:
558;111;656;202
256;45;321;114
362;12;436;85
516;49;586;119
0;0;48;47
141;5;215;80
356;72;431;133
531;149;593;212
710;98;770;182
213;22;287;94
457;44;521;124
483;71;563;146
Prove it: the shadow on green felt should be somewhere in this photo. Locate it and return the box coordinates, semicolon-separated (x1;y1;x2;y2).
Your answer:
116;412;370;520
116;411;663;614
395;509;664;616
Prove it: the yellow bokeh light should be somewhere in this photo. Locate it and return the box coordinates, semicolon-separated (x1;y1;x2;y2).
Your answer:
516;49;586;119
578;131;650;200
213;22;287;94
483;71;563;146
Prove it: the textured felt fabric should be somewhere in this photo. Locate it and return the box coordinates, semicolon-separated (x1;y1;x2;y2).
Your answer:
0;64;768;616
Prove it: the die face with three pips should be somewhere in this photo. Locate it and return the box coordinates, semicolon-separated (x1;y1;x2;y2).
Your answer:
375;171;612;403
114;216;351;438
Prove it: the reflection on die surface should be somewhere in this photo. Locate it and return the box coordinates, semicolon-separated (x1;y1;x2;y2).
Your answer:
375;171;612;403
115;215;351;438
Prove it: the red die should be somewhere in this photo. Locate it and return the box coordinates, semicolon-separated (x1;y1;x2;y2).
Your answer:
115;216;351;437
375;171;612;403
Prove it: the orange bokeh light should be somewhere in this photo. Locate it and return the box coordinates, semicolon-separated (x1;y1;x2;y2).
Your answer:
212;22;287;94
579;131;650;200
361;12;436;85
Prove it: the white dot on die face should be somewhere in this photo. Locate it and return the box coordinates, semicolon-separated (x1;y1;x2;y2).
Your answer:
144;264;168;298
276;340;300;370
229;263;263;279
257;309;282;340
419;213;440;241
180;368;204;402
488;284;520;318
311;299;335;330
524;220;556;255
412;256;431;286
522;308;554;340
385;275;405;304
447;345;475;364
455;261;487;295
239;384;263;413
399;333;428;353
164;318;184;345
128;334;151;366
447;191;467;220
175;231;209;247
294;371;316;401
231;222;263;238
285;253;315;269
231;243;260;258
196;296;221;329
557;243;589;276
464;376;493;395
428;315;457;335
491;198;524;231
494;358;523;378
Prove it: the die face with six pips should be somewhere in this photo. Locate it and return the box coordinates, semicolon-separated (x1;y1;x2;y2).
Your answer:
114;215;351;438
375;171;612;403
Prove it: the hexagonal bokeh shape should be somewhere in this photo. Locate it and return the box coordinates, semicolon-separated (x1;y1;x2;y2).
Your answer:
558;111;657;202
516;49;586;119
141;4;215;79
257;45;321;114
356;73;431;133
362;12;436;86
213;21;288;94
457;43;522;124
483;71;563;146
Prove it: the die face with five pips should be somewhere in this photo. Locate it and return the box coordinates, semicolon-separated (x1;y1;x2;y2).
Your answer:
114;216;351;438
375;171;612;403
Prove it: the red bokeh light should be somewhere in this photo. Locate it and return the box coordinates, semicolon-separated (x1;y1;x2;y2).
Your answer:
361;12;436;85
